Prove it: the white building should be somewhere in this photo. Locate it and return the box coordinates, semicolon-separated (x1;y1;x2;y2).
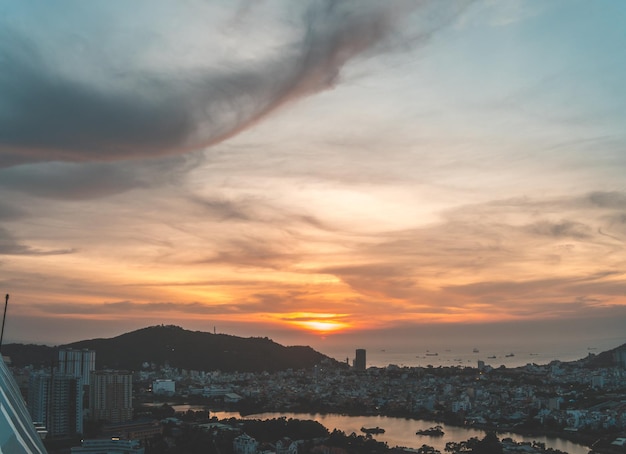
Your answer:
224;392;242;403
58;349;96;387
276;437;298;454
152;379;175;396
233;433;258;454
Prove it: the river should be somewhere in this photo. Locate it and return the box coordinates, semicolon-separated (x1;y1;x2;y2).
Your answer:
209;411;590;454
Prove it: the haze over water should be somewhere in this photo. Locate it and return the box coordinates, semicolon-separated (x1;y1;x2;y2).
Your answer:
315;321;625;369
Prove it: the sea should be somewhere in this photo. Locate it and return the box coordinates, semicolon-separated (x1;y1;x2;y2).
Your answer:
310;328;625;370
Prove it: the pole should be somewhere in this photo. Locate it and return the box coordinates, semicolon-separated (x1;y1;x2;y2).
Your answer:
0;294;8;354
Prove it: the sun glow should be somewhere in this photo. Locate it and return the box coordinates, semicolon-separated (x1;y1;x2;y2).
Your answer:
282;313;351;333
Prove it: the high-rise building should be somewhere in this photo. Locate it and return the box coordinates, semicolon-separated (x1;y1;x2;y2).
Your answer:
354;348;366;371
58;349;95;387
28;372;83;437
0;357;47;453
89;371;133;424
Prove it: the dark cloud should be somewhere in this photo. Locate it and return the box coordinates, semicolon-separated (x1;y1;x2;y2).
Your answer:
30;300;240;316
0;227;76;255
0;1;462;166
588;191;626;209
524;219;591;239
280;314;349;323
196;235;303;270
317;263;418;298
0;202;26;221
188;195;254;222
0;29;192;164
444;271;622;298
0;226;75;256
0;153;203;199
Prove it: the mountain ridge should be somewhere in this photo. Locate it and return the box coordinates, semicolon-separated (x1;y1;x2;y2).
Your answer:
2;325;342;372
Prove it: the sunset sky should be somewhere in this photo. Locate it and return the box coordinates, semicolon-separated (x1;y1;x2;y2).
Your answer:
1;0;625;354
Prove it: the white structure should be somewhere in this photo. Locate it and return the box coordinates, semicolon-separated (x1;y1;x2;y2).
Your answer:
276;437;298;454
233;433;258;454
152;379;175;396
0;357;48;453
224;392;242;403
71;438;144;453
58;349;96;387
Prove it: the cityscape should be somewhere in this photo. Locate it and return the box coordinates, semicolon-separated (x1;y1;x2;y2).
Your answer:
1;326;626;454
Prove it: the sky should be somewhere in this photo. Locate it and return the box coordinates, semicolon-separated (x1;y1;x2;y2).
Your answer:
1;0;625;357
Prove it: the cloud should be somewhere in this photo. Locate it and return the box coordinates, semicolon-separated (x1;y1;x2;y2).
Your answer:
0;201;25;221
0;153;203;199
0;227;75;256
308;192;626;317
524;220;592;239
588;191;626;209
0;1;464;167
29;300;237;316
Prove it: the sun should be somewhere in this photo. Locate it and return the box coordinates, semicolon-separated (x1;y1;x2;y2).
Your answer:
296;320;348;333
282;313;350;334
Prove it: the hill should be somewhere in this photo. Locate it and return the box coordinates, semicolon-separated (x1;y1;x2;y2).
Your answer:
2;325;341;372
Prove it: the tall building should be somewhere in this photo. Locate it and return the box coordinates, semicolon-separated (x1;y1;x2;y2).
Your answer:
90;370;133;423
354;348;366;371
28;372;83;438
0;357;48;453
58;349;96;387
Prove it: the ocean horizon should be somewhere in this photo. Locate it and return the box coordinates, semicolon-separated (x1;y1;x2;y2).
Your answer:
317;332;625;369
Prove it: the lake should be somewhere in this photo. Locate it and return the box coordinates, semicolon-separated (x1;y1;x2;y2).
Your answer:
210;411;590;454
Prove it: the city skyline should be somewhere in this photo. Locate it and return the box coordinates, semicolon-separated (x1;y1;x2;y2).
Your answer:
0;1;625;349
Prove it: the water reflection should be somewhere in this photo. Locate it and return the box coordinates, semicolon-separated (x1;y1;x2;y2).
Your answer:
211;412;589;454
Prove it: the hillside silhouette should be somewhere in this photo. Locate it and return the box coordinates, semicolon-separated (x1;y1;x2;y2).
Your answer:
3;325;340;372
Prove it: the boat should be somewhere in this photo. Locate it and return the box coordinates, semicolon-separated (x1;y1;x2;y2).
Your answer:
473;348;479;353
361;426;383;434
487;355;496;359
361;427;385;434
425;352;438;356
505;353;515;357
416;425;445;436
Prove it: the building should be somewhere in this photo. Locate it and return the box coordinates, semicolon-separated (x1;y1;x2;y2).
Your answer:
354;349;366;371
90;371;133;424
28;372;83;437
615;347;626;368
58;348;96;387
0;357;48;453
276;437;298;454
233;433;258;454
71;438;144;454
152;379;175;396
102;419;162;443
